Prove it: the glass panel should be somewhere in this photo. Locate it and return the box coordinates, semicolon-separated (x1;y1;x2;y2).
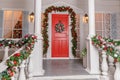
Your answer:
96;31;102;36
3;10;23;38
4;11;12;21
13;11;22;21
95;13;110;37
95;22;102;30
103;13;110;23
13;30;22;38
14;21;22;29
13;11;22;29
110;13;117;39
95;13;103;21
4;21;13;38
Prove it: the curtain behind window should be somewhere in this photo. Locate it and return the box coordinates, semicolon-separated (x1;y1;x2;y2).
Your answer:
110;13;120;39
110;13;117;39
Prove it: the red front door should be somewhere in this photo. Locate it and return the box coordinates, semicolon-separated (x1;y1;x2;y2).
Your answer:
52;14;69;57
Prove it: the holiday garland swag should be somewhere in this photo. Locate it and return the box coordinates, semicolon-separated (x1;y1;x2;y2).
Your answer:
0;34;37;80
42;6;77;56
92;35;120;62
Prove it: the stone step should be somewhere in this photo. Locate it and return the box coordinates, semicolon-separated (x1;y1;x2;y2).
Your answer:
33;75;100;80
54;78;98;80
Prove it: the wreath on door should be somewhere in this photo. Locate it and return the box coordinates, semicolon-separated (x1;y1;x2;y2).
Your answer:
55;21;65;33
42;6;77;57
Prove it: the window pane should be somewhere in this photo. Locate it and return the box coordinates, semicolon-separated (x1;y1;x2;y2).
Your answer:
14;21;22;29
13;11;22;21
13;30;22;38
3;10;23;38
13;11;22;29
96;31;102;36
95;13;103;21
4;21;13;38
95;13;110;38
95;22;102;30
4;11;12;21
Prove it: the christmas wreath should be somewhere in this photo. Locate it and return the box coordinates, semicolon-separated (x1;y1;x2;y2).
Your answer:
42;6;77;57
55;21;65;33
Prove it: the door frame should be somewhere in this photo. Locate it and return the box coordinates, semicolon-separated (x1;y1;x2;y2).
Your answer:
46;13;74;59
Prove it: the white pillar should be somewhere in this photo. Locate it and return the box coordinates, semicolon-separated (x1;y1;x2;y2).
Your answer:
86;0;100;74
88;0;95;36
32;0;44;76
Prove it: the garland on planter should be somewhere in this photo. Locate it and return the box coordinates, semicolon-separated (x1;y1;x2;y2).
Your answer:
0;34;37;80
92;35;120;62
42;6;77;57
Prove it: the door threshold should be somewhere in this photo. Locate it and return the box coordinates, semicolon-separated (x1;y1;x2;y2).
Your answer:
43;57;69;59
43;58;80;59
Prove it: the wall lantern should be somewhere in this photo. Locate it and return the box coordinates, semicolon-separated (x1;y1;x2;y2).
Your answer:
29;12;34;22
83;14;88;23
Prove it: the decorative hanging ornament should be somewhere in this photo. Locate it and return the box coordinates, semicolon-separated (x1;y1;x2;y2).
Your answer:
55;21;65;33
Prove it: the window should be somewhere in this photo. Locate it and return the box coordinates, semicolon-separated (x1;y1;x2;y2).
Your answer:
3;10;22;38
95;13;110;38
0;10;29;39
95;13;120;39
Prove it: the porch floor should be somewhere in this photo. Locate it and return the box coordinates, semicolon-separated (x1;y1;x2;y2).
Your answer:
43;59;89;76
33;59;100;80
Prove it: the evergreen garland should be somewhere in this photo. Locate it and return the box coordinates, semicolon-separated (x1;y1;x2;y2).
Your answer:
92;35;120;62
0;34;37;80
42;6;77;57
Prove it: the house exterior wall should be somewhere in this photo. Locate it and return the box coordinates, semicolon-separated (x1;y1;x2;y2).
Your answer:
95;0;120;13
0;0;27;10
0;0;119;13
42;0;120;13
0;0;120;59
0;0;119;34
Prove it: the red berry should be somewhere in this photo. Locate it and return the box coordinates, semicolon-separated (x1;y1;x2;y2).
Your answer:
13;61;17;65
114;58;118;63
9;72;14;77
14;53;21;57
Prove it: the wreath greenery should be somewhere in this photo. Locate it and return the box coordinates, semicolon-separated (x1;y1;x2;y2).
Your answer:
55;21;65;33
42;6;77;57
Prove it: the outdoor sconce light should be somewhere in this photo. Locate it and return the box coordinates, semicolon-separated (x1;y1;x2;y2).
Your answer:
29;12;34;22
83;14;88;23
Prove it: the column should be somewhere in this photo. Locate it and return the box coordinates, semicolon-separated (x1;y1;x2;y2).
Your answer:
32;0;44;76
86;0;100;74
88;0;95;36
